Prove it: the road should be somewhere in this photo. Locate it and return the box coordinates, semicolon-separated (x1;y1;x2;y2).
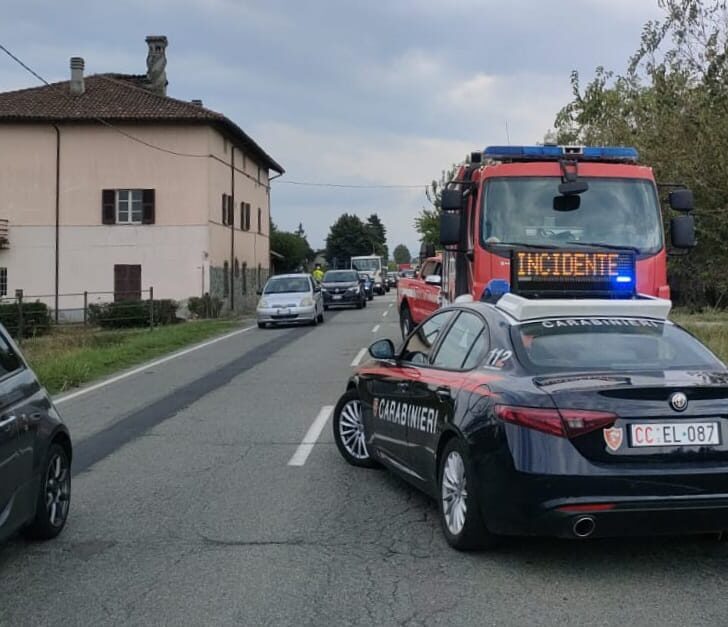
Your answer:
2;293;728;626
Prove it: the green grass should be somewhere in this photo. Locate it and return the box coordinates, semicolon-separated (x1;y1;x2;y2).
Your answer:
23;320;240;395
671;310;728;364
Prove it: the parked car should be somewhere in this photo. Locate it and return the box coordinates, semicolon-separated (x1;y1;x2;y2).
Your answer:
257;274;325;328
358;272;375;301
1;328;72;543
321;270;367;310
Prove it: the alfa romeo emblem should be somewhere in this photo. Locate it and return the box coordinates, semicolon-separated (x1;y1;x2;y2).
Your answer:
603;427;623;452
670;392;688;412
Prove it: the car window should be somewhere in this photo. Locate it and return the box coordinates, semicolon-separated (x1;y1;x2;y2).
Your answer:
264;277;311;294
511;319;724;373
432;312;487;370
0;333;22;376
401;311;453;365
420;261;437;277
323;271;358;282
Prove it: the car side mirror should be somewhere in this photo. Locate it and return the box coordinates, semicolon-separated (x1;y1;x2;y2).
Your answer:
669;188;694;212
439;212;460;246
671;214;696;249
313;286;321;293
425;274;441;286
256;289;263;296
368;338;395;361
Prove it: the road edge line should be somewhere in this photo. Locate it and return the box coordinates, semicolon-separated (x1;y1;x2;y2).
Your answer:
351;348;367;367
288;405;334;466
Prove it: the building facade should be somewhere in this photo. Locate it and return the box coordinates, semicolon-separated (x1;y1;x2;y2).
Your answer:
0;36;283;316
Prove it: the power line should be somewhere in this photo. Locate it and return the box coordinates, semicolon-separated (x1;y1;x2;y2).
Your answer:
276;180;426;189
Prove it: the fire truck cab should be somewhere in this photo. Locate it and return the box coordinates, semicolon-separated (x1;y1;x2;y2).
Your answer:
437;145;696;306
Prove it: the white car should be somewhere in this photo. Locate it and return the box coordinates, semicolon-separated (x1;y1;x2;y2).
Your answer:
256;274;325;328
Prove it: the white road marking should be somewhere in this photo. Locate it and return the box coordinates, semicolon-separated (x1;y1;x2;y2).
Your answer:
372;324;380;333
288;405;334;466
388;303;393;308
54;324;257;405
351;347;367;367
382;310;388;317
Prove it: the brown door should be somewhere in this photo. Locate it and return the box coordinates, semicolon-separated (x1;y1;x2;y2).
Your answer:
114;265;142;301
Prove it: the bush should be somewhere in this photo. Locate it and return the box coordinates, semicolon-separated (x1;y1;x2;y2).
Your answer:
188;294;223;319
0;301;52;338
88;299;180;329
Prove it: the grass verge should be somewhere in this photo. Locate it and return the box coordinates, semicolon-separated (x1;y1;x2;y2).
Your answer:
22;320;242;395
672;310;728;364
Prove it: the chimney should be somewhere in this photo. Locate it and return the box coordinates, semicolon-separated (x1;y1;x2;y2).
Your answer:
190;99;203;106
69;57;85;95
145;35;168;97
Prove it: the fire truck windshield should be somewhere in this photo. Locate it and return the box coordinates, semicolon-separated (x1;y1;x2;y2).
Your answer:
481;177;663;254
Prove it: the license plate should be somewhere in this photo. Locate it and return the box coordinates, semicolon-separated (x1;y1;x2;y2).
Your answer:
333;295;343;300
275;308;290;316
630;422;720;447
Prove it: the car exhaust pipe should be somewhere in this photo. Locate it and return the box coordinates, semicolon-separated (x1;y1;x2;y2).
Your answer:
572;516;596;538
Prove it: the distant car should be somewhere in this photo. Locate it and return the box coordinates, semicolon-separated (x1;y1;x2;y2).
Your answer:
386;272;398;289
322;270;367;310
400;269;415;279
1;328;72;543
358;273;375;301
257;274;324;328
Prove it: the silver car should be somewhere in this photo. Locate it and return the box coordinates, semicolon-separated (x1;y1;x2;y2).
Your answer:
256;274;324;328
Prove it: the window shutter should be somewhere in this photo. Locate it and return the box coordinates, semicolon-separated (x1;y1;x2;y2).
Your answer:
240;202;244;230
228;196;234;227
102;189;116;224
142;189;155;224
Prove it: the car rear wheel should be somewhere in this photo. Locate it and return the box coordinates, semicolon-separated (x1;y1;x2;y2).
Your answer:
317;309;324;323
258;322;266;329
333;389;378;468
438;438;496;551
400;304;413;339
23;443;71;540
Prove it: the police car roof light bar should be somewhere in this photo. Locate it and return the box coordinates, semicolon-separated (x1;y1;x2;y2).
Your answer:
483;145;639;163
495;293;671;322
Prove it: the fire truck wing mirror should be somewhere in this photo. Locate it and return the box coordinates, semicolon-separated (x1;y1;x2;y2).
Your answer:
558;180;589;195
669;189;694;212
671;214;696;249
439;212;460;246
420;242;436;258
441;189;463;211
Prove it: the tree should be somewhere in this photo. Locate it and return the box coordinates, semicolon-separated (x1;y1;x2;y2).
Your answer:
553;0;728;307
393;244;411;265
365;213;388;261
325;214;372;268
270;222;314;273
415;166;458;246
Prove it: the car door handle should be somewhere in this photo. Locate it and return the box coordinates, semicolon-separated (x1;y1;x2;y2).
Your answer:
435;387;451;401
0;415;17;430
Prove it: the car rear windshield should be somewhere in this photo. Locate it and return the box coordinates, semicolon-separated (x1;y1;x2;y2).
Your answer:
324;271;358;282
264;277;310;294
511;319;724;374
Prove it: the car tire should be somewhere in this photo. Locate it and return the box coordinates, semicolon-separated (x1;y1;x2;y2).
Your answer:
324;305;329;311
317;310;324;323
437;438;496;551
23;443;71;540
368;293;373;301
400;304;413;339
311;313;318;326
333;389;378;468
357;299;364;309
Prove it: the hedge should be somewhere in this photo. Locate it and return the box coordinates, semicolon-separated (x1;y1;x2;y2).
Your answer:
0;301;52;338
188;294;223;319
88;299;180;329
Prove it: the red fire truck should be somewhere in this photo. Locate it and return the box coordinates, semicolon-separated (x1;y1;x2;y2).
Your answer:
397;145;696;337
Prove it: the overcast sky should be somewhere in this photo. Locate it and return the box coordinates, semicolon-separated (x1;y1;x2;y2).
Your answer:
0;0;664;255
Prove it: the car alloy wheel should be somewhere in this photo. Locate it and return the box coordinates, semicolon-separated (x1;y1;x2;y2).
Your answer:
441;451;467;536
333;389;378;468
400;306;413;338
24;443;71;539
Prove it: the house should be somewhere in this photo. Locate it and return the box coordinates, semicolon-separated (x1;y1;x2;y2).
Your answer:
0;35;284;316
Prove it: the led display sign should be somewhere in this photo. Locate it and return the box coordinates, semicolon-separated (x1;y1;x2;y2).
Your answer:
511;250;636;297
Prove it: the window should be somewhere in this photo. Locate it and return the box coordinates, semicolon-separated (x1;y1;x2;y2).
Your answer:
242;262;248;294
223;262;229;297
114;264;141;302
223;138;228;154
322;270;359;282
258;208;262;233
117;190;143;223
401;311;454;366
0;268;7;297
102;189;155;225
244;203;251;231
432;312;487;370
0;332;21;376
222;194;234;226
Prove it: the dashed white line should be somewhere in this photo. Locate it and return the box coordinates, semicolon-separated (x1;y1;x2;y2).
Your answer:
351;347;367;367
372;324;380;333
288;405;334;466
388;303;393;308
55;325;257;405
382;310;388;317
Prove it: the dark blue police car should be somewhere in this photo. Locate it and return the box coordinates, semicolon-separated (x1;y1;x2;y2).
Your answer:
333;293;728;550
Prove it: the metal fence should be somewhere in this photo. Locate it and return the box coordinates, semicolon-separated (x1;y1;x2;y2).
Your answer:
0;288;158;339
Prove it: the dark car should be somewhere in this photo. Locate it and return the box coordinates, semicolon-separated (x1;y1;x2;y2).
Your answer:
1;327;72;543
321;270;367;310
332;294;728;550
358;273;375;301
386;272;398;289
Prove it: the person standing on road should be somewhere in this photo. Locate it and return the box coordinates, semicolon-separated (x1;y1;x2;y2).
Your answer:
312;264;324;283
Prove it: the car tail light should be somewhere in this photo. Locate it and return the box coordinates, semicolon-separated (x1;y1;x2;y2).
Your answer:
495;405;617;438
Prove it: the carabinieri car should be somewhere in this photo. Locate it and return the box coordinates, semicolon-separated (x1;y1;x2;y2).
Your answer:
333;294;728;550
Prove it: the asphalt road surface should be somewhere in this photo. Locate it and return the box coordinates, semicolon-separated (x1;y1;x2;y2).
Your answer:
2;293;728;626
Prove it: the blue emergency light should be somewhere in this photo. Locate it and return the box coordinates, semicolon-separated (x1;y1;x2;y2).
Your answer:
483;145;638;163
481;279;510;303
